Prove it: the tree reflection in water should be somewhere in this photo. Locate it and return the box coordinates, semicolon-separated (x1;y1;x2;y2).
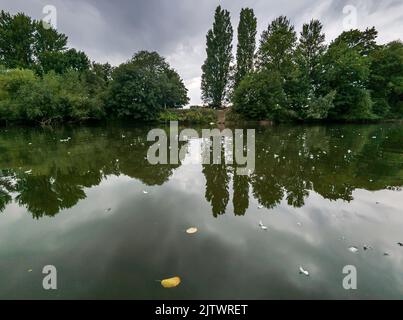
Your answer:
0;123;402;219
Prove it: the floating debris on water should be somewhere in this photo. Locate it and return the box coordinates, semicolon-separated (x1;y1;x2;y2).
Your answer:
143;190;148;194
363;245;373;251
186;227;198;234
160;276;181;288
348;246;359;253
299;266;309;276
60;137;71;143
397;242;403;247
259;221;268;230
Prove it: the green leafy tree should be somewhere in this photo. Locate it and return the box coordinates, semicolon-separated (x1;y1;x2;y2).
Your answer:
332;27;378;56
235;8;257;87
201;6;233;108
295;20;326;89
322;41;374;120
369;41;403;118
232;70;290;121
257;15;296;76
0;11;70;71
0;11;35;69
107;51;189;120
33;21;67;54
255;16;298;117
84;62;113;95
37;49;90;74
292;19;335;119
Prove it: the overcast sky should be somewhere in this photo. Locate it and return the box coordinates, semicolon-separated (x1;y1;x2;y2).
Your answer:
1;0;402;105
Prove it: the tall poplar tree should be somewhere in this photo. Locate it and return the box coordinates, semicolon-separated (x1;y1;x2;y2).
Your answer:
235;8;257;87
201;6;233;108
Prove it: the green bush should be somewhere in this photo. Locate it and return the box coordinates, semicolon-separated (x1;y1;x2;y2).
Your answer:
302;91;336;120
0;69;103;124
158;108;217;124
232;70;294;121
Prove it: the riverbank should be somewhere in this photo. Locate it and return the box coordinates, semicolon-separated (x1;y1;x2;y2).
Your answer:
1;106;402;128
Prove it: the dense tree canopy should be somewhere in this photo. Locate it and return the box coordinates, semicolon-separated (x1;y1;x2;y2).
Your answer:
107;51;189;120
0;68;103;124
232;11;402;122
0;8;402;125
369;41;403;118
0;11;35;69
0;11;189;125
232;69;288;121
257;16;296;76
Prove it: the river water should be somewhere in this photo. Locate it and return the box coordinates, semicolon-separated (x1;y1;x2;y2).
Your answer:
0;123;402;299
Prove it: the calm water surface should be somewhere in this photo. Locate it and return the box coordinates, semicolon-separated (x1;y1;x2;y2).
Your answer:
0;123;402;299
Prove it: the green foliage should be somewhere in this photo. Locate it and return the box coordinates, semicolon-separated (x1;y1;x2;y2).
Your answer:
369;41;403;118
0;11;35;69
235;8;257;87
33;21;67;54
322;41;374;120
332;27;378;56
1;9;401;125
257;15;296;76
0;69;103;124
302;91;336;120
201;6;233;108
84;62;113;96
253;16;301;119
0;10;89;78
290;19;333;119
158;108;217;124
0;68;36;120
295;20;326;90
37;49;90;75
229;11;400;122
232;70;292;121
107;51;189;121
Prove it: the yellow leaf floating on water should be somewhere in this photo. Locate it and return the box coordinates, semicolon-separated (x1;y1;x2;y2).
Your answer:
161;276;181;288
186;227;198;234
